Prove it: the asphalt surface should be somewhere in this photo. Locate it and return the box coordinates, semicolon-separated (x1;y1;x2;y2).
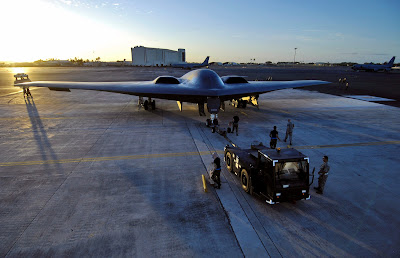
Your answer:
0;66;399;257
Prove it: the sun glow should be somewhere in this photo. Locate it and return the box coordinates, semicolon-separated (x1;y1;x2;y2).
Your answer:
0;0;137;62
11;67;28;74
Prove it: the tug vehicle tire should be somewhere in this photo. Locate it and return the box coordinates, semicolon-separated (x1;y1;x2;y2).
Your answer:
240;169;250;193
225;152;233;172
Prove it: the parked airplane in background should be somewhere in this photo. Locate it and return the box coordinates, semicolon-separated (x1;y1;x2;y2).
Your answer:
223;62;240;66
352;56;395;72
15;69;329;127
172;56;209;69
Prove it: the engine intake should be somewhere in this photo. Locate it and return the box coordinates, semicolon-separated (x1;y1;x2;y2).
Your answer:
154;76;180;84
221;76;248;84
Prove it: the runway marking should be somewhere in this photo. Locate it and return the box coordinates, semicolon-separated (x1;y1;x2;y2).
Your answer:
240;111;248;117
344;95;395;102
0;150;224;167
1;140;399;167
295;140;400;150
0;90;23;98
0;116;115;121
0;88;39;98
257;107;388;114
276;109;290;114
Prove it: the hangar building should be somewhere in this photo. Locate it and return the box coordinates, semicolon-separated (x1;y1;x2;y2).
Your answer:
131;46;186;66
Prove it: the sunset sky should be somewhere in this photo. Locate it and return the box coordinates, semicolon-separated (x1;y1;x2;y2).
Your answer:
1;0;399;63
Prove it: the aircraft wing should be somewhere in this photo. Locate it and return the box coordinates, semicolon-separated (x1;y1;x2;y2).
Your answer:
15;80;214;102
15;79;329;102
216;80;328;101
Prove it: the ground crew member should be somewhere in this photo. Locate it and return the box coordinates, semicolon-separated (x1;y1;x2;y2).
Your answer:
26;88;33;98
232;115;239;136
211;156;221;189
23;88;27;98
269;126;281;149
284;119;294;145
314;155;330;194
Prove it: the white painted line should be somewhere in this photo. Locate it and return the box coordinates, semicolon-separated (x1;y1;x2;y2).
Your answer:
343;95;395;102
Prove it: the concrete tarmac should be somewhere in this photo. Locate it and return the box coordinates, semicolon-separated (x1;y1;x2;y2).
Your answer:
0;67;399;257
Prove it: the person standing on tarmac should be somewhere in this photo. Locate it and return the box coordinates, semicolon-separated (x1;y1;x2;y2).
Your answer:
211;157;222;189
23;88;27;98
314;156;330;194
284;119;295;145
26;88;33;98
269;126;281;149
232;115;239;136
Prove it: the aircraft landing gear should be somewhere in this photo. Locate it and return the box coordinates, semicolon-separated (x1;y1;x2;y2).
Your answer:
142;98;156;110
138;96;144;109
198;102;206;116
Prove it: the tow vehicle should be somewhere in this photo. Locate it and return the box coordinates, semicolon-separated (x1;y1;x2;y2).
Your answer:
224;142;314;204
14;73;30;82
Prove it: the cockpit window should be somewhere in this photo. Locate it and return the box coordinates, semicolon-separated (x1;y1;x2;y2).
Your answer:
275;161;307;181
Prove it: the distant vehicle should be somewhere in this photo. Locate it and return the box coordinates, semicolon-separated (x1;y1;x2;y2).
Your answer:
223;62;240;66
352;56;395;72
224;143;314;204
171;56;209;69
14;73;31;82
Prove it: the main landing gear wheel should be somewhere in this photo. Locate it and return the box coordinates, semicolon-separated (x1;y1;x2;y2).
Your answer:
151;100;156;110
240;169;251;193
225;152;233;172
238;100;247;108
144;100;149;110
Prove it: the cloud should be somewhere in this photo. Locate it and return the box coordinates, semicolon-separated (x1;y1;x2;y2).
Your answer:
334;33;345;40
303;29;326;33
296;35;314;41
59;0;72;5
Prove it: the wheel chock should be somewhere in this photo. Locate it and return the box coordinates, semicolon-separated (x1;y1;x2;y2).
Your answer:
202;174;208;193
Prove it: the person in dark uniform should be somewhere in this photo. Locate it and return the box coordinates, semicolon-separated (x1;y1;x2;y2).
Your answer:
211;157;222;189
269;126;281;149
314;156;330;194
26;88;33;98
232;115;239;136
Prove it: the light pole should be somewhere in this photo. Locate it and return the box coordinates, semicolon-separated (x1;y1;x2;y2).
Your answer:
294;48;297;64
